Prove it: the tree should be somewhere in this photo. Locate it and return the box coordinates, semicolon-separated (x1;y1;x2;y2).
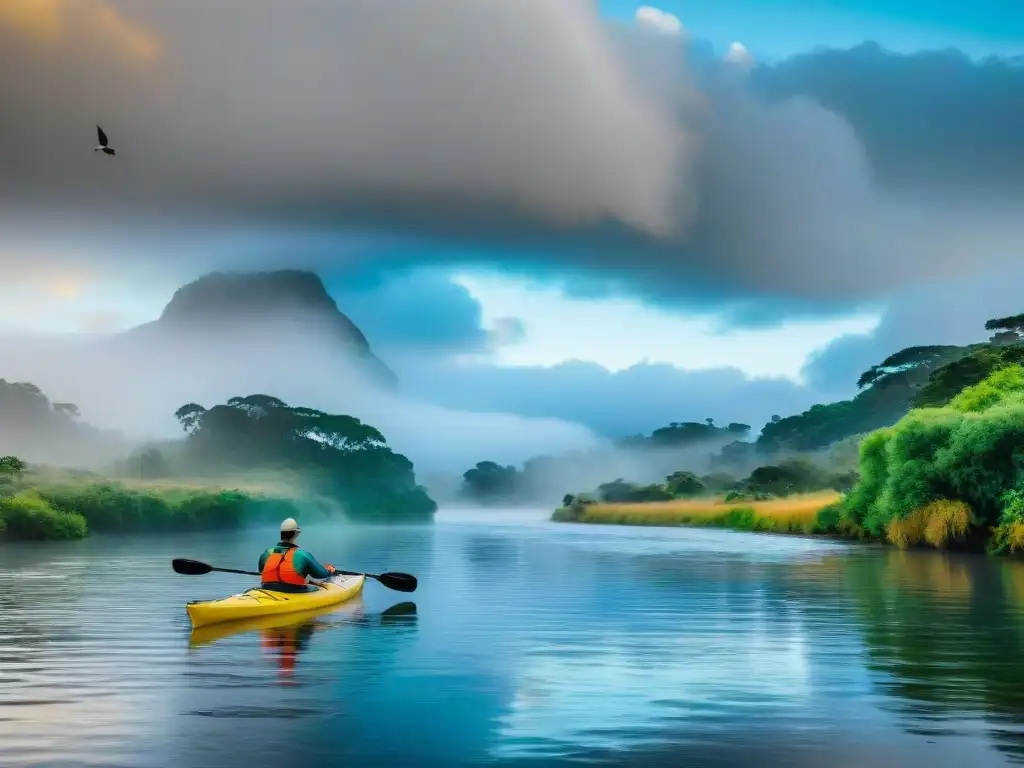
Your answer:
174;403;207;434
461;461;519;502
856;345;965;390
597;478;672;503
0;455;26;498
915;346;1024;408
171;395;436;520
985;314;1024;344
665;471;706;498
744;458;832;497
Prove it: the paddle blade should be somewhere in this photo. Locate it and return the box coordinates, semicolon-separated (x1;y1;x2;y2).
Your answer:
172;558;214;576
376;572;418;593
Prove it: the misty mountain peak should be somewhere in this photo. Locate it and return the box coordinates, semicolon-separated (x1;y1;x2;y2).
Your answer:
161;270;352;327
131;270;398;388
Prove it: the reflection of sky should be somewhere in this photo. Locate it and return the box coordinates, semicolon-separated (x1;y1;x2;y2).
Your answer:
493;619;811;759
1;515;1018;767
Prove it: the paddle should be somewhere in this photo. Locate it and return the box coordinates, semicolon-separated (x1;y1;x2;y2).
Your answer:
171;558;418;593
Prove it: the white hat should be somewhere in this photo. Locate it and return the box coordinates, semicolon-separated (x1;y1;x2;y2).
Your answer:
280;517;301;534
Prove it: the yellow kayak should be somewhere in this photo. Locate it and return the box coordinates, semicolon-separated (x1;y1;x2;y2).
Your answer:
188;597;365;647
185;574;365;629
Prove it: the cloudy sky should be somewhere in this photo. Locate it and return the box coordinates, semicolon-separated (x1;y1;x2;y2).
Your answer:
1;0;1023;468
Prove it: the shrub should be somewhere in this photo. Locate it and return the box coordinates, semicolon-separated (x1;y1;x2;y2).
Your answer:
844;365;1024;550
0;491;88;540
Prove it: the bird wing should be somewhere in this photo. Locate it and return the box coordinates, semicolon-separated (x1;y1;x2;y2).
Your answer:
97;125;108;146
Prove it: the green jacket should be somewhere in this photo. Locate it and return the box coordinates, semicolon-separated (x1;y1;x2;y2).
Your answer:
258;542;333;592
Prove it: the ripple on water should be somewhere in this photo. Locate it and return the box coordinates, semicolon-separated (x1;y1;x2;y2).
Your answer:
0;522;1021;767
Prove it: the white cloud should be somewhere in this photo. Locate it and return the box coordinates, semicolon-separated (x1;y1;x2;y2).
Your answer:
724;41;754;66
634;6;684;36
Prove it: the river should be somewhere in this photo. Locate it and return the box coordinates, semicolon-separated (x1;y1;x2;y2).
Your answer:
2;508;1024;767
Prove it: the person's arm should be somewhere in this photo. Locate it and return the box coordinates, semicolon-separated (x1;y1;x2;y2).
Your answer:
295;550;335;580
257;549;269;573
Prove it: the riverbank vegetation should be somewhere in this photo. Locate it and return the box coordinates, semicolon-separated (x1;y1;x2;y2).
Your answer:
547;313;1024;555
555;363;1024;555
0;384;437;541
0;459;316;541
552;491;842;534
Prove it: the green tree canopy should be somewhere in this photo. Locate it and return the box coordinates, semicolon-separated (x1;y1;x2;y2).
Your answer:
665;471;706;498
461;461;519;501
173;394;434;521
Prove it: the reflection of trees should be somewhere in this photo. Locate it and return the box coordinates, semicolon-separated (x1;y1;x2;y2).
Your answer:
463;536;521;572
832;550;1024;763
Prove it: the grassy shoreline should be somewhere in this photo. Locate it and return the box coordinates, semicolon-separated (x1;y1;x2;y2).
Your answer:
0;470;333;542
551;491;845;536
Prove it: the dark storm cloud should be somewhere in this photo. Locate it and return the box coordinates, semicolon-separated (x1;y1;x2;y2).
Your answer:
751;44;1024;196
3;2;1024;314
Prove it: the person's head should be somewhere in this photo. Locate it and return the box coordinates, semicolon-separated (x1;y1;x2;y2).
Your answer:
280;517;301;543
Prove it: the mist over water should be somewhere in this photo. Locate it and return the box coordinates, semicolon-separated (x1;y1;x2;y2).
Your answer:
2;511;1023;767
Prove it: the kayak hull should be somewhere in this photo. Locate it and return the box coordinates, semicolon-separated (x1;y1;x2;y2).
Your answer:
188;599;364;647
186;574;365;629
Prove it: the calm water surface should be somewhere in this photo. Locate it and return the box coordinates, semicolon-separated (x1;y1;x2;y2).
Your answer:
3;508;1024;767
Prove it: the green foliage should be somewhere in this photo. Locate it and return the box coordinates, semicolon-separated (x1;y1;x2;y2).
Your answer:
0;491;87;541
915;345;1024;408
845;364;1024;547
462;461;519;502
665;471;706;498
596;478;674;503
617;420;750;449
700;472;739;493
756;342;969;455
173;394;435;521
0;455;27;475
985;313;1024;336
0;455;26;498
812;502;843;534
724;457;857;498
856;345;966;390
35;483;298;535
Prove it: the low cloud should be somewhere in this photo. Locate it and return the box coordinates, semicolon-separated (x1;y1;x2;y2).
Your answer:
0;324;602;475
394;356;816;440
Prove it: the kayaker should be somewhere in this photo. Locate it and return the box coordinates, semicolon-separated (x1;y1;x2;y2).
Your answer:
258;518;337;593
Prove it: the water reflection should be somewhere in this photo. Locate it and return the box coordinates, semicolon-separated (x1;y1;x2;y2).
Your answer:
8;519;1024;767
828;550;1024;763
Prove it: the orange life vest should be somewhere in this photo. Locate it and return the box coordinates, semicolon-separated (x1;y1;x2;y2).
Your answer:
261;546;307;586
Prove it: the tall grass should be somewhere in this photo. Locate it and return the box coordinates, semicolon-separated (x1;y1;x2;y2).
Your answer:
552;491;842;535
886;500;973;550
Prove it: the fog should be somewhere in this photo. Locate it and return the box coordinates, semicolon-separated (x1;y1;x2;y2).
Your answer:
0;321;606;477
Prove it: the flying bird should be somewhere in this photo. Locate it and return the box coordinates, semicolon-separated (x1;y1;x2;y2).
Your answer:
94;125;115;156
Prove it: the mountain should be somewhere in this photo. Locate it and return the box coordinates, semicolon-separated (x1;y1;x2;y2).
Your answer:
118;270;398;388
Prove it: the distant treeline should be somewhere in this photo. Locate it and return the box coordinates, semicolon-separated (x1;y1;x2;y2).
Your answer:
0;385;438;540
